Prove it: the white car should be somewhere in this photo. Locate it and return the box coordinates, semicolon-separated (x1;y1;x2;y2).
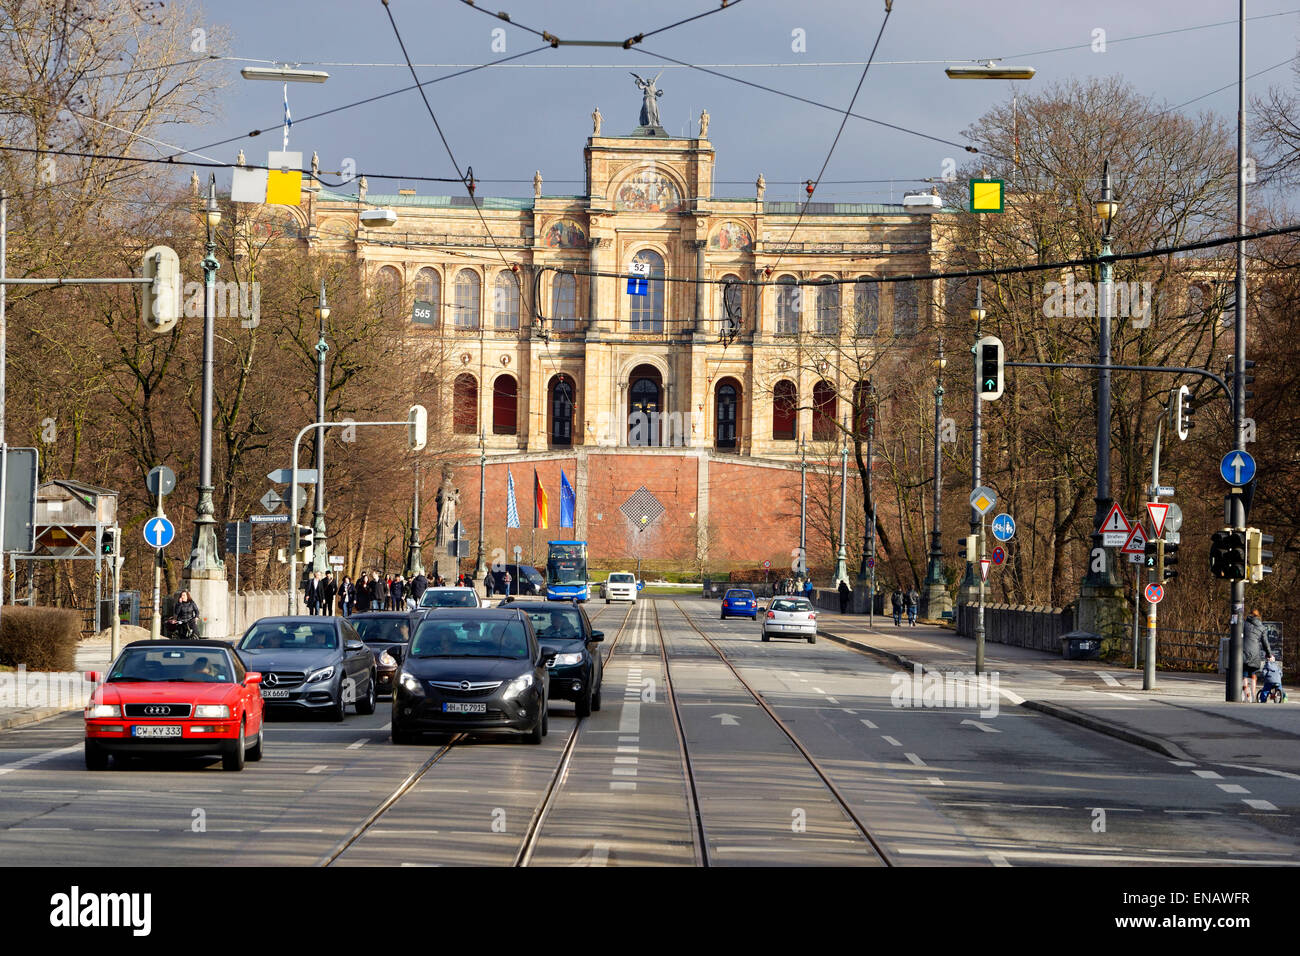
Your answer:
416;586;483;612
603;572;637;604
761;597;817;643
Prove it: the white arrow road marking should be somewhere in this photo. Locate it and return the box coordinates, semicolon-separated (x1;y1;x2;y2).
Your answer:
711;713;740;726
961;719;1000;733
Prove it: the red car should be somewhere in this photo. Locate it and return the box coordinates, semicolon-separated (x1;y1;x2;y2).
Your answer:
84;639;265;772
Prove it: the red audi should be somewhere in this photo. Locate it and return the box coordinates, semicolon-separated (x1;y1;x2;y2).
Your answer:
84;639;265;771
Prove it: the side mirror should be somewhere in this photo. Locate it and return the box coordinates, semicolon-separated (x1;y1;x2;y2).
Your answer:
345;640;365;652
245;672;263;685
589;630;604;642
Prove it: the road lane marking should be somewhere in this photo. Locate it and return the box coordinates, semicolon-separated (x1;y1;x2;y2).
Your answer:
1216;763;1300;781
986;851;1011;867
1243;799;1279;811
812;687;826;694
306;765;328;774
903;752;926;767
611;767;637;776
261;828;324;833
1192;770;1223;779
1097;671;1122;687
881;735;902;747
859;719;878;729
1170;760;1197;767
609;782;636;790
614;756;638;764
346;739;367;750
617;736;638;743
841;708;856;714
824;696;839;704
94;828;160;832
0;744;81;775
926;777;944;786
1217;784;1249;794
617;745;639;753
1109;693;1138;701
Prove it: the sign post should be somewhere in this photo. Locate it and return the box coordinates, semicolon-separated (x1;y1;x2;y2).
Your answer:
969;487;997;674
145;466;175;640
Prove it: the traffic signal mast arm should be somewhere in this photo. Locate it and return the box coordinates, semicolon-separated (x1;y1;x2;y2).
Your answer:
1005;361;1232;406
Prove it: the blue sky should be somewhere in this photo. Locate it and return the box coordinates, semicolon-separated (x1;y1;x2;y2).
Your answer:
177;0;1300;203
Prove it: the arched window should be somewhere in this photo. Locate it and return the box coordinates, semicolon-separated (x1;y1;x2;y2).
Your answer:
776;275;800;334
451;269;480;329
453;373;478;434
772;380;797;441
414;267;440;327
816;276;839;335
719;273;743;336
628;364;663;446
549;374;576;446
854;279;879;336
629;250;665;333
492;374;518;435
715;378;741;451
552;273;577;331
813;380;837;441
374;265;402;319
893;280;918;336
494;272;520;329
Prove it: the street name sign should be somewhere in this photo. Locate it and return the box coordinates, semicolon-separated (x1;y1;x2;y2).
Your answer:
250;514;289;524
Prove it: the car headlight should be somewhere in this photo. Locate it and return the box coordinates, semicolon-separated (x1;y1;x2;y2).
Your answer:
503;673;535;700
85;703;119;719
550;652;583;667
307;665;336;684
194;704;230;719
399;671;424;695
379;650;396;667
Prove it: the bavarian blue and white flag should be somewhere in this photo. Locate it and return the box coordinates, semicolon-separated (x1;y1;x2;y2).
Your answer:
505;467;520;529
560;470;576;529
282;83;292;151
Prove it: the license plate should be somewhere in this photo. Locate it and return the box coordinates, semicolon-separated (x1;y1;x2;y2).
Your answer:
132;725;181;738
442;702;487;714
261;689;291;699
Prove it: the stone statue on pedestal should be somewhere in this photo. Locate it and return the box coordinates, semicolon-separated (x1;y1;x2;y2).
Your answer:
435;465;460;550
592;106;602;136
630;72;664;128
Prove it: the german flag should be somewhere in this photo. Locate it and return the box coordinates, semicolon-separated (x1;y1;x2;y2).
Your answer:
534;468;548;530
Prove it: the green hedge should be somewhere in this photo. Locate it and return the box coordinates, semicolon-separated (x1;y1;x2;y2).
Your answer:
0;605;82;671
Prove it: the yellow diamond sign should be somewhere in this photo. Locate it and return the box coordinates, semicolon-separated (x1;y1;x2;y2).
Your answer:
970;485;997;515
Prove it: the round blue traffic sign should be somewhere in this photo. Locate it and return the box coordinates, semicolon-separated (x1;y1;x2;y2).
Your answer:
636;579;644;592
991;513;1016;542
1219;450;1256;487
144;515;175;549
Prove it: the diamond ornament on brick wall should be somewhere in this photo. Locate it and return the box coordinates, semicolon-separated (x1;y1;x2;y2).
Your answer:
620;486;665;526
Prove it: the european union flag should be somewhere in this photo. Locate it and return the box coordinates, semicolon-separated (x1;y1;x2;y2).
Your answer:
506;467;520;529
560;470;575;529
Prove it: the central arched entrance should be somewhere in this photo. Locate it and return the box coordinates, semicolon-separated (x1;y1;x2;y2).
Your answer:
715;377;741;451
549;374;576;447
627;363;663;446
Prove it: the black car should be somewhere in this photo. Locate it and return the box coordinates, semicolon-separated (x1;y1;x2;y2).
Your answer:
487;564;544;596
392;608;548;744
236;616;377;720
349;612;418;697
518;600;604;717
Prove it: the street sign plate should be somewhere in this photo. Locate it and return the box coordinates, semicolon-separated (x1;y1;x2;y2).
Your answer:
3;447;38;553
513;546;522;558
1164;503;1183;533
970;486;997;515
260;489;283;513
329;555;345;566
1121;524;1148;556
144;516;175;549
1163;530;1180;545
991;513;1015;542
267;468;318;485
1128;552;1144;564
1146;502;1169;538
146;465;176;497
1219;450;1256;487
991;545;1006;566
1144;582;1164;604
1155;485;1175;497
979;558;991;581
250;514;289;524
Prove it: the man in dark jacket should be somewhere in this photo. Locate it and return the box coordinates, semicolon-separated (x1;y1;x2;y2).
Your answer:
304;573;320;615
891;587;904;626
410;571;428;603
837;579;852;615
1242;609;1275;702
321;571;338;616
391;574;406;611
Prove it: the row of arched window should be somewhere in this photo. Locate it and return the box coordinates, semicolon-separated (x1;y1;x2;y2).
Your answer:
771;379;871;441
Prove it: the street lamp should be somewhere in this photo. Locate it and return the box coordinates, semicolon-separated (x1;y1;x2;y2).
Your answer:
959;281;987;605
311;281;330;574
798;434;807;586
944;60;1036;80
474;432;487;584
181;174;227;636
404;459;425;579
922;341;952;620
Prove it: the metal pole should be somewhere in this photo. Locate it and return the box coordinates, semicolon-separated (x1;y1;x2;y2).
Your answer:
1144;411;1167;690
151;492;163;639
1228;0;1248;702
0;190;6;651
475;434;486;582
965;281;984;596
186;175;223;579
404;459;424;578
976;514;986;674
1084;163;1119;593
835;434;848;586
110;528;121;659
311;286;329;573
923;338;946;615
798;437;807;583
868;407;876;622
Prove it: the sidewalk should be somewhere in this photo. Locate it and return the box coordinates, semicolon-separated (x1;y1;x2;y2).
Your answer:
817;613;1300;776
0;634;113;731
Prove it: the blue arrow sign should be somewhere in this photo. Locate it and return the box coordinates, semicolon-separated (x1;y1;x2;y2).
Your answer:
991;512;1016;542
627;276;647;296
636;579;645;591
144;516;175;549
1219;450;1256;487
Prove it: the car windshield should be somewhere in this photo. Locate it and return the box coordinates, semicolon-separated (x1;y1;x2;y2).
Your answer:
108;647;233;683
771;599;810;612
410;618;530;659
238;622;339;650
352;618;412;644
418;589;478;608
609;573;635;584
725;591;753;600
524;606;584;642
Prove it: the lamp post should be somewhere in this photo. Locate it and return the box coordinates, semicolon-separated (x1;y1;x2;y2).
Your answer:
1077;162;1128;637
922;339;952;619
959;281;986;605
798;435;807;584
311;281;330;573
404;459;424;578
474;431;487;584
181;174;228;638
856;390;876;620
834;420;849;587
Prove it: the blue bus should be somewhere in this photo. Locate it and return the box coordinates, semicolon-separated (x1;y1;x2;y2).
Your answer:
546;540;589;601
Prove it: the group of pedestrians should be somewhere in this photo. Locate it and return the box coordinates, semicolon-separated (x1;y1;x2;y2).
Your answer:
891;585;920;626
302;569;431;616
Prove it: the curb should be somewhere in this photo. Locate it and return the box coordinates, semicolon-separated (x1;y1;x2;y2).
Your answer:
0;706;75;732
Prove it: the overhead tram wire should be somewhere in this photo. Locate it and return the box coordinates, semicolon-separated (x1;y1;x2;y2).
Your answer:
768;1;893;276
453;0;747;49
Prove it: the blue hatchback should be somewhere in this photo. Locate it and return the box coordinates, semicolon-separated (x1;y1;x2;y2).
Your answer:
721;588;759;620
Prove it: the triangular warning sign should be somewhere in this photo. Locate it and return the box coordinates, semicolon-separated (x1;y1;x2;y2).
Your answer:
1121;523;1148;555
1100;502;1131;534
979;558;992;582
1147;502;1169;538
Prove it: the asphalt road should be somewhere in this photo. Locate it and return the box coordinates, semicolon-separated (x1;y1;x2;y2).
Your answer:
0;597;1296;866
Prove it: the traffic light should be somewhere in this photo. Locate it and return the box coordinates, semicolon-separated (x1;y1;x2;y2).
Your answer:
297;524;314;562
100;527;118;556
975;335;1005;401
1162;540;1179;581
1143;539;1159;572
407;404;428;452
140;245;181;333
1174;385;1194;441
962;534;977;563
1246;527;1274;584
1226;359;1256;403
1210;528;1247;580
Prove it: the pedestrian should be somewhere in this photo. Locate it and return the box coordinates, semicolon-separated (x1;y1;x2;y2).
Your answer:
838;578;852;615
391;573;405;611
503;570;512;596
485;571;495;598
169;589;200;639
410;570;428;604
1242;608;1275;702
907;586;919;626
339;575;354;617
802;577;814;602
322;571;337;616
304;572;320;615
374;573;387;611
891;587;904;626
